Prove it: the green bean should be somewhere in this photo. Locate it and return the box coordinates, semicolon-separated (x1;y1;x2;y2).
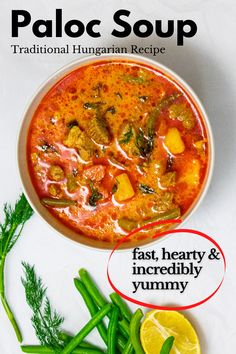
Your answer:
119;318;134;354
41;198;76;208
118;208;180;232
59;333;99;349
110;293;132;322
147;93;182;138
122;339;134;354
107;307;119;354
118;319;130;339
117;335;127;352
61;304;112;354
79;269;130;353
21;346;104;353
79;269;107;308
160;336;175;354
21;347;52;353
140;208;180;226
118;218;137;232
74;278;108;345
60;333;99;348
130;309;145;354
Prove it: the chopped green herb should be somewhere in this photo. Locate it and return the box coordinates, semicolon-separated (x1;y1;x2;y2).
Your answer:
88;181;103;207
139;184;155;194
119;125;133;144
135;129;153;157
83;102;105;109
89;191;103;207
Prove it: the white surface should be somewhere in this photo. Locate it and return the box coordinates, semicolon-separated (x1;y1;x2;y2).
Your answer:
0;0;236;353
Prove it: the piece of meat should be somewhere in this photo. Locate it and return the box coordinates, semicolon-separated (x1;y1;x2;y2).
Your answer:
83;165;106;182
87;113;111;145
63;126;94;161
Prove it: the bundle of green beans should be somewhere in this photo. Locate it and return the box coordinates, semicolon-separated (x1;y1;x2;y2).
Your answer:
69;268;145;354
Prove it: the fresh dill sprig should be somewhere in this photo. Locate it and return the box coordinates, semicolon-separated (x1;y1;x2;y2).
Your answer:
21;262;64;351
0;194;33;342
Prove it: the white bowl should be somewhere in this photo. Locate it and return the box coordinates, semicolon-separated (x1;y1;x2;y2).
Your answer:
17;54;214;250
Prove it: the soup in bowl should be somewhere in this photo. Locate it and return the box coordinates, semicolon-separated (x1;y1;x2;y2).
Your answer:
18;55;213;249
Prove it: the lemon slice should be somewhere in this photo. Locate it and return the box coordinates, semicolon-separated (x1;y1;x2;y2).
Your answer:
140;310;201;354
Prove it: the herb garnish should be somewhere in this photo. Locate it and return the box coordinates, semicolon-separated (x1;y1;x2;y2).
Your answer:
119;125;133;144
139;184;155;194
160;336;175;354
135;129;153;157
83;102;105;109
88;181;103;207
21;263;64;351
0;194;33;342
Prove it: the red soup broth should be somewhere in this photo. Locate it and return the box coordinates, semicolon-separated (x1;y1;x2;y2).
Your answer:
27;60;208;243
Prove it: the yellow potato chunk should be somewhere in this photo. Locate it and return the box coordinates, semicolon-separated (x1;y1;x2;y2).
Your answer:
164;127;185;154
180;158;200;187
115;173;135;202
194;139;206;151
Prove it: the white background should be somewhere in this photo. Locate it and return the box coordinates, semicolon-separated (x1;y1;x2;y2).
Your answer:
0;0;236;353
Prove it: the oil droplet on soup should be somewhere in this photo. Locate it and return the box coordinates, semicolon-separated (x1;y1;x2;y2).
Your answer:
27;60;208;244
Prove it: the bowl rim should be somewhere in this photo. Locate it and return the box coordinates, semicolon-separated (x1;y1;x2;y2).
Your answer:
17;53;215;252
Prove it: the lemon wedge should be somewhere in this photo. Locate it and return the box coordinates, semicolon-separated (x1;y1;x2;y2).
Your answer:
140;310;201;354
